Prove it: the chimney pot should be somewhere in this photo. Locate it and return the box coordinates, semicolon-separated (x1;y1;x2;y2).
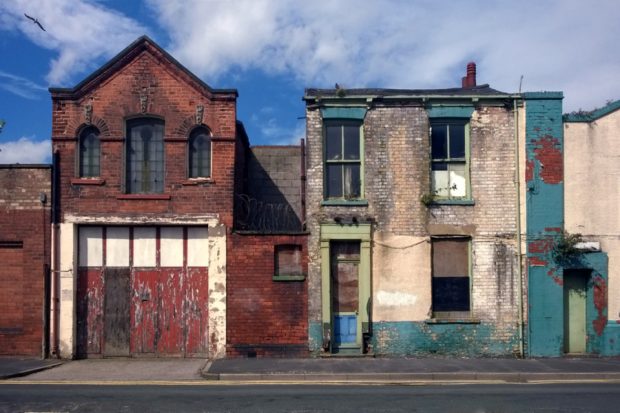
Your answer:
462;62;477;88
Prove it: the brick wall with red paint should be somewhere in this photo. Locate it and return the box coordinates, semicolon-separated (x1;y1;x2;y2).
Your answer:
0;166;51;356
51;39;239;226
227;234;308;357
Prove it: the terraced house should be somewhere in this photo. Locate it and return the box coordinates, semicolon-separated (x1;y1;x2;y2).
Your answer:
303;64;527;356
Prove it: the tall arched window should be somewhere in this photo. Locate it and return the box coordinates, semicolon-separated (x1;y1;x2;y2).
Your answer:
188;127;211;178
79;126;100;177
126;118;164;193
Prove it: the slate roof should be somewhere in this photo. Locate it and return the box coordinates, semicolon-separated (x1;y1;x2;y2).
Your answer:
304;84;511;99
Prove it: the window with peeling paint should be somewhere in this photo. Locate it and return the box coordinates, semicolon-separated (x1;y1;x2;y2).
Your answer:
324;121;362;200
432;237;471;316
430;120;469;199
79;126;100;177
126;118;164;193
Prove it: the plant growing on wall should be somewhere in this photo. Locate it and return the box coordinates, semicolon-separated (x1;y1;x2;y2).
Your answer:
553;230;583;264
420;184;458;207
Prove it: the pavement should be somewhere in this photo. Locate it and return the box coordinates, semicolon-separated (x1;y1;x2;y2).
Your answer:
3;356;620;384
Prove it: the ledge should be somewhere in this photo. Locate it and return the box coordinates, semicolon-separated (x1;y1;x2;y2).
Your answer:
425;318;481;325
272;274;306;282
429;199;475;206
116;194;171;200
321;199;369;207
71;178;105;186
181;178;214;185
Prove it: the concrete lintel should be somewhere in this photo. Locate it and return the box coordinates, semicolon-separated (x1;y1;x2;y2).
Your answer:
427;224;476;236
64;213;221;226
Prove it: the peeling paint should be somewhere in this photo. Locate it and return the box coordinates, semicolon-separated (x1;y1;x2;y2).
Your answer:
592;275;608;336
529;257;548;266
532;135;563;184
528;238;554;254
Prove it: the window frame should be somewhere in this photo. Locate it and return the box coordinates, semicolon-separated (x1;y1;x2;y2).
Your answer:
323;120;364;201
431;236;472;319
187;126;212;179
273;244;305;281
78;126;101;178
430;119;471;200
124;117;165;194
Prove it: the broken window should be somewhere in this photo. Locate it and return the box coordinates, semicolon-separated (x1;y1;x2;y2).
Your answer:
430;120;469;198
432;237;471;317
274;244;304;280
79;126;100;178
126;118;164;193
324;121;362;200
188;127;211;178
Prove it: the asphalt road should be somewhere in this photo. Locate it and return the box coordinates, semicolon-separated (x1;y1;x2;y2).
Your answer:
1;383;618;412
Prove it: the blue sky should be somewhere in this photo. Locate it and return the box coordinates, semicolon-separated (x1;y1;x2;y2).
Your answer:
1;0;619;163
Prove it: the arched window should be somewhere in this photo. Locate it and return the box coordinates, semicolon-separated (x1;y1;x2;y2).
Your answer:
79;126;100;177
188;127;211;178
126;118;164;193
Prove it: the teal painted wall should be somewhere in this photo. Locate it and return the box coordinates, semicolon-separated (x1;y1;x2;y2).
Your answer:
524;92;565;357
308;321;323;353
370;322;519;356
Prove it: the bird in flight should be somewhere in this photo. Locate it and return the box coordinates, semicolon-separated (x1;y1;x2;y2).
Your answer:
24;13;46;32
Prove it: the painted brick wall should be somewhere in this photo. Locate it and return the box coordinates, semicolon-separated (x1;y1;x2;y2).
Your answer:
0;166;51;356
51;42;238;227
227;234;308;357
305;101;522;356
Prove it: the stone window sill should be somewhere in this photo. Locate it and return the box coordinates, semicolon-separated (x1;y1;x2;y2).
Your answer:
425;318;480;325
181;178;214;185
116;194;171;200
71;178;105;186
321;199;369;207
272;274;306;282
429;199;475;206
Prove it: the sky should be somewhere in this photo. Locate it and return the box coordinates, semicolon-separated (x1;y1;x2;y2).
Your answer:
1;0;619;164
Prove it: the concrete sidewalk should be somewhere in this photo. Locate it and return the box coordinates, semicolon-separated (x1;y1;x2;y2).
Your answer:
4;356;620;384
204;357;620;383
0;357;63;379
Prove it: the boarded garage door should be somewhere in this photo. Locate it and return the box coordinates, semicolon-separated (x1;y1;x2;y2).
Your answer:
76;226;209;357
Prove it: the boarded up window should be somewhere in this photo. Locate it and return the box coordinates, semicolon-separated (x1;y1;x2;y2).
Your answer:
160;227;183;267
106;227;129;267
133;227;156;267
330;241;360;313
432;238;470;313
79;227;103;267
275;244;303;277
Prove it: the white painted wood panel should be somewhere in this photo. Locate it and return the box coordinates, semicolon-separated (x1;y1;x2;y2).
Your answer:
160;227;183;267
187;227;208;267
106;227;130;267
133;227;156;267
78;227;103;267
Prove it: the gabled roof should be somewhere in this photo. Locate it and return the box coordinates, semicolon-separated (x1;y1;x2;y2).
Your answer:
304;84;512;100
563;99;620;122
49;35;237;99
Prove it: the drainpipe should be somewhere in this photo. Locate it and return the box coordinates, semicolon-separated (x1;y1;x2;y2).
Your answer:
50;150;60;357
514;98;525;358
300;138;307;231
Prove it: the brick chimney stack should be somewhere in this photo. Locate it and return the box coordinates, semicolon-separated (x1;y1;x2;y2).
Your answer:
461;62;477;88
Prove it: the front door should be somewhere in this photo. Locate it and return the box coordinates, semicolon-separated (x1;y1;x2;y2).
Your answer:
103;268;131;356
564;270;587;354
330;241;361;352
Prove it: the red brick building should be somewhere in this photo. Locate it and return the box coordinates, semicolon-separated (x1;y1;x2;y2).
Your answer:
0;165;51;357
49;36;308;359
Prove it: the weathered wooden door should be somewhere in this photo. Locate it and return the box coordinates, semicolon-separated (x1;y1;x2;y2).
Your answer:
330;241;361;351
564;270;587;354
103;268;131;356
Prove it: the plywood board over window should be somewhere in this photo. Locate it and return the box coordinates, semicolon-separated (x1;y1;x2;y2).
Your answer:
432;237;471;318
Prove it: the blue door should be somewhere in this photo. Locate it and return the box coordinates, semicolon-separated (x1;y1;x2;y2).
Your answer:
331;242;360;350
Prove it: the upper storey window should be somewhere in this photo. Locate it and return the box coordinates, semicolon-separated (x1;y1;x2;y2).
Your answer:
126;118;164;193
430;120;470;199
324;121;362;200
79;127;100;177
188;127;211;178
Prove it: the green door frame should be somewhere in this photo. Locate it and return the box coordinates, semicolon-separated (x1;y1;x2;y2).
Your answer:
320;223;371;353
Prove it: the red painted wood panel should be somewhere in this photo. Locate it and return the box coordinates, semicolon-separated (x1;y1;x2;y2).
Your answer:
185;267;209;355
76;268;104;356
131;270;158;354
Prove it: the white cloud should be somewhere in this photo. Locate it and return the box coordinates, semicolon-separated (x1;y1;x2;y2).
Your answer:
0;137;51;163
146;0;620;112
0;70;47;99
0;0;150;85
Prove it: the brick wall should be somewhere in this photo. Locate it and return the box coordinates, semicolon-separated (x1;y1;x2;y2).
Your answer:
0;166;51;356
227;234;308;357
51;39;239;226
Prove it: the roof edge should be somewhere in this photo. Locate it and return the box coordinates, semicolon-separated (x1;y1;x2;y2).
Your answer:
563;99;620;122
